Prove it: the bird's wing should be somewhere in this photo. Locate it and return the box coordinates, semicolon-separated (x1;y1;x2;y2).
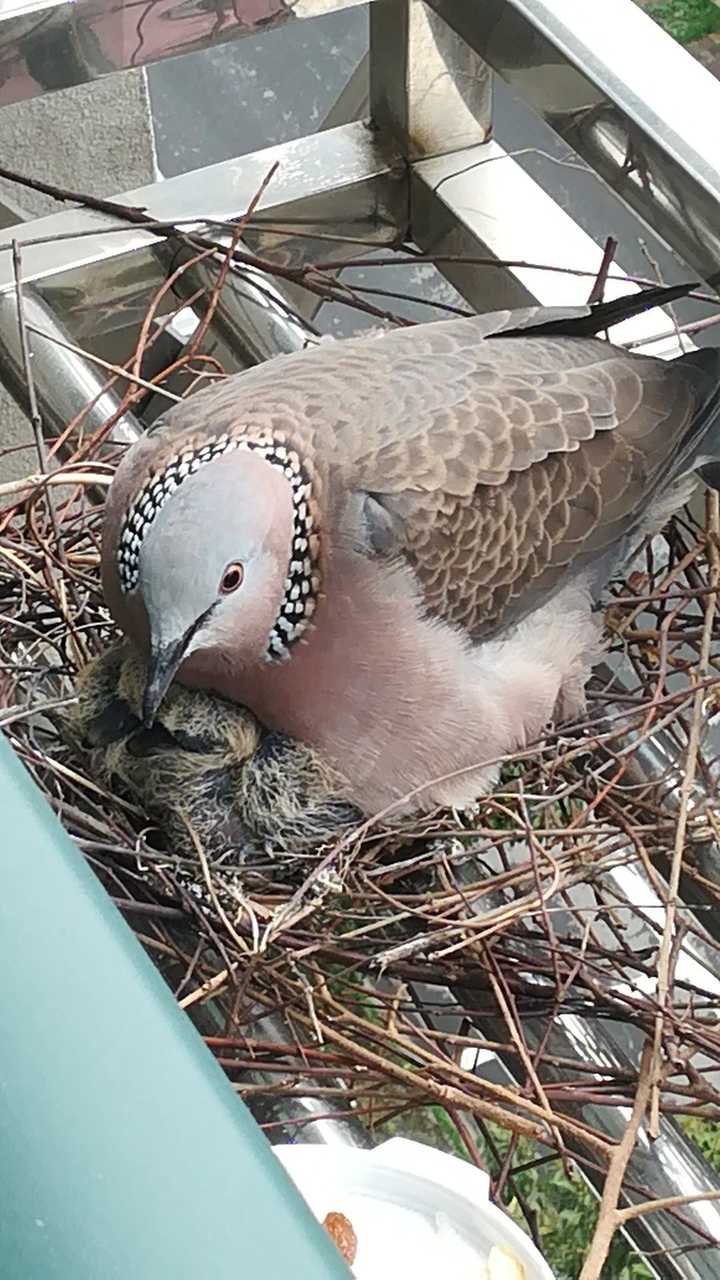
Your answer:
318;320;706;638
107;286;709;640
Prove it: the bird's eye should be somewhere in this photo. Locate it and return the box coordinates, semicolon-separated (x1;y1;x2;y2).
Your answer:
219;562;244;594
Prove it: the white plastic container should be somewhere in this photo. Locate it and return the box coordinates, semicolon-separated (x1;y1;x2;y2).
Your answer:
273;1136;555;1279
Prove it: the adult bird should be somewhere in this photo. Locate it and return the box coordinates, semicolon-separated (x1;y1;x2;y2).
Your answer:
101;283;720;816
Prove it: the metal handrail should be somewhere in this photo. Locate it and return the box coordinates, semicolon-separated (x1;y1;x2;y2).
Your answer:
426;0;720;285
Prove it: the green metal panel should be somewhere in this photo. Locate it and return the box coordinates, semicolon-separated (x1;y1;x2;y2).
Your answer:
0;737;351;1279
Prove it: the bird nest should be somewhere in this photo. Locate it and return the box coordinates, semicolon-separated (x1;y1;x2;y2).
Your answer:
1;244;720;1277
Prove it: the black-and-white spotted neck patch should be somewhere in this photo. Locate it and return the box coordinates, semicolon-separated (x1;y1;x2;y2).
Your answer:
116;433;321;662
117;434;237;594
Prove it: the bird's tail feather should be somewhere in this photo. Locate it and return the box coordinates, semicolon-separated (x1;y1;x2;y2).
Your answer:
501;281;699;340
676;346;720;491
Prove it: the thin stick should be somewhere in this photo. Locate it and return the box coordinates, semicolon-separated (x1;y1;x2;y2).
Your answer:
24;325;182;402
650;489;719;1135
618;1189;720;1223
587;236;618;305
485;954;567;1160
11;240;48;473
184;816;250;956
0;470;112;500
578;1042;654;1280
178;969;230;1010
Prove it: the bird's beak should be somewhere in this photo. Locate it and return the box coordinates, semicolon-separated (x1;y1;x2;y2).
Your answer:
142;640;185;728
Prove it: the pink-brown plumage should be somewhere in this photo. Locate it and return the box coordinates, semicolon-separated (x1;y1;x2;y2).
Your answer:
101;286;720;816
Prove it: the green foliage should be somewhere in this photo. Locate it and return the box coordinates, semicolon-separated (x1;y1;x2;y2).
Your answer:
679;1115;720;1173
477;1125;654;1280
646;0;720;43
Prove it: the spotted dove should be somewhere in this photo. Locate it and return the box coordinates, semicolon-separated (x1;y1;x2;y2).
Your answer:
101;283;720;816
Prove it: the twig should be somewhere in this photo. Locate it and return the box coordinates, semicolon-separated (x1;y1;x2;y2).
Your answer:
24;325;182;403
587;236;618;305
0;470;112;500
650;490;720;1136
12;240;47;473
184;816;250;956
578;1042;654;1280
485;949;566;1159
178;969;231;1010
618;1189;720;1224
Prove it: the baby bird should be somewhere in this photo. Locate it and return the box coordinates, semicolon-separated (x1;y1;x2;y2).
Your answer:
70;643;360;859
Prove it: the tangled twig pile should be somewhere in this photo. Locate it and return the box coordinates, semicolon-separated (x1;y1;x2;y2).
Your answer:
1;211;720;1277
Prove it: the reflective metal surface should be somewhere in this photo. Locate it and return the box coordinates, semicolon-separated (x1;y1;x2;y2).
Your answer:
158;240;322;366
596;666;720;949
0;0;366;108
0;121;403;297
186;996;372;1149
502;1017;720;1277
443;851;720;1280
428;0;720;288
370;0;492;160
0;285;140;447
412;140;695;350
246;1012;373;1148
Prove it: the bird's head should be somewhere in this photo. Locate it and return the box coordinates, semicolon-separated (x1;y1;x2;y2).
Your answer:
102;437;321;728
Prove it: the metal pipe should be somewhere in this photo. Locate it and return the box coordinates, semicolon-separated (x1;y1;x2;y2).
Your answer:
486;1013;720;1278
426;0;720;287
0;284;140;446
443;852;720;1279
0;121;403;295
244;1012;374;1148
179;993;372;1149
157;240;320;368
585;663;720;946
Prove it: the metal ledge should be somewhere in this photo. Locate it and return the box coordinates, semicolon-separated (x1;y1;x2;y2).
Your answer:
427;0;720;287
0;121;403;296
411;139;695;353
